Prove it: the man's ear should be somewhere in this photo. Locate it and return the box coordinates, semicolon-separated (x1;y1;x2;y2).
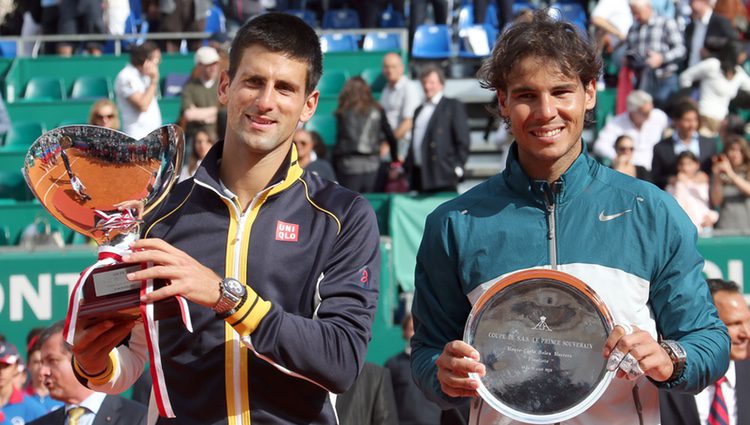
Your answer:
299;90;320;124
496;91;508;118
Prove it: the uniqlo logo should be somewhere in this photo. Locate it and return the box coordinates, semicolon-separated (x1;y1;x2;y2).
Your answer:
275;221;299;242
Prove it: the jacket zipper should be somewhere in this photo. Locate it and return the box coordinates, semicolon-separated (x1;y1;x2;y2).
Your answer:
542;181;561;270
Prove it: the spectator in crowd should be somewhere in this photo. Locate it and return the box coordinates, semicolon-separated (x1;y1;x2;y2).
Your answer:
380;52;422;161
103;0;129;35
181;46;221;141
114;41;162;139
593;90;669;168
333;76;398;193
179;128;216;181
711;135;750;233
28;322;146;425
685;0;738;69
625;0;686;108
0;341;45;425
153;0;212;52
39;0;60;55
679;42;750;136
660;278;750;424
88;99;120;130
294;128;336;182
652;99;717;189
591;0;633;67
24;335;63;412
57;0;105;56
216;0;266;34
714;0;748;32
69;13;381;424
666;151;718;232
405;65;470;192
611;135;653;181
385;313;442;425
411;10;730;424
335;362;398;425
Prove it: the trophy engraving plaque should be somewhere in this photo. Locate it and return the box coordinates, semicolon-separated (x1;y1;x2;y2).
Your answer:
464;269;615;424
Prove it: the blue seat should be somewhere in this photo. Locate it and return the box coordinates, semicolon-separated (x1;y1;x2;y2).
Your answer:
379;5;405;28
549;4;587;33
320;34;358;53
458;24;497;58
317;70;349;95
205;6;226;34
512;1;536;16
162;73;190;97
457;4;499;30
286;9;317;28
322;9;361;29
23;77;65;101
0;41;16;58
363;32;401;52
412;24;452;60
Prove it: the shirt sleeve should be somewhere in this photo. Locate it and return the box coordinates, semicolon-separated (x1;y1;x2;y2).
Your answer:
649;194;730;393
679;60;712;88
592;119;619;161
232;196;381;394
661;19;687;65
410;209;473;409
402;81;422;120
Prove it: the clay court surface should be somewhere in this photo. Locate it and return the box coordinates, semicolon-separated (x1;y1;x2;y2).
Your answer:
26;147;158;235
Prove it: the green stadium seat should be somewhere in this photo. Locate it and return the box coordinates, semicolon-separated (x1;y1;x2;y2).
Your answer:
317;70;349;95
360;68;387;93
0;170;33;201
70;76;113;100
0;224;10;245
2;121;45;150
23;77;66;101
305;114;337;148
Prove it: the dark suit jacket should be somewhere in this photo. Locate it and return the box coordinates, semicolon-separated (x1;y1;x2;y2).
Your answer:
651;135;718;189
335;362;398;425
660;360;750;425
685;12;738;66
28;395;147;425
405;96;471;192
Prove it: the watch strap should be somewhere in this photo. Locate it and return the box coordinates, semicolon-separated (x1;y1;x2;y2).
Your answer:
660;340;687;382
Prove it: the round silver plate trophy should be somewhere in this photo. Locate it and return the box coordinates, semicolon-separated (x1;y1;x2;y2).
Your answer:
23;125;191;418
464;269;615;424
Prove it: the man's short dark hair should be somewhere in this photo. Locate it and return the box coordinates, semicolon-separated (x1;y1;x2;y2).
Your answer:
36;321;70;355
419;65;445;86
707;278;741;295
669;97;699;120
130;41;160;67
477;9;601;94
228;12;323;95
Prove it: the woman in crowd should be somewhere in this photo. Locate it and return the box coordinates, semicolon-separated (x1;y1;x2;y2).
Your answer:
610;135;652;182
711;135;750;233
88;98;120;130
333;76;398;193
294;128;336;182
667;151;718;233
179;128;216;181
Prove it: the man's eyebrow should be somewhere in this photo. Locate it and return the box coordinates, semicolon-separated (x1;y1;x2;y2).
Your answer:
509;83;579;94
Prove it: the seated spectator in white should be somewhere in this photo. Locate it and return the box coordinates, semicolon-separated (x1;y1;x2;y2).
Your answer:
651;99;718;189
679;42;750;136
593;90;668;169
294;129;336;182
114;41;162;139
710;135;750;233
667;151;718;233
611;135;653;182
179;128;217;182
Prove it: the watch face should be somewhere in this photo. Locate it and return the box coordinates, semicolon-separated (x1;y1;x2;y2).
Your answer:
225;279;246;296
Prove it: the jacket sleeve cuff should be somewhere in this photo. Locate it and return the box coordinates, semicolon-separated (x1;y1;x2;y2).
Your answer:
227;286;272;336
73;351;118;386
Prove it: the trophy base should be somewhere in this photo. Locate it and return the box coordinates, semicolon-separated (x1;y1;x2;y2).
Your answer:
78;261;181;326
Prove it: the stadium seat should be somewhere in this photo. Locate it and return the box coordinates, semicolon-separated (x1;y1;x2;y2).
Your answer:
0;41;16;58
205;6;227;35
360;68;387;93
285;9;317;28
317;70;349;95
320;34;359;53
379;5;405;28
512;1;536;16
458;24;497;58
363;32;401;52
0;171;33;201
305;114;337;148
2;121;45;150
70;76;113;100
549;4;587;33
162;73;190;97
322;8;361;29
0;225;10;246
23;77;65;101
412;25;452;60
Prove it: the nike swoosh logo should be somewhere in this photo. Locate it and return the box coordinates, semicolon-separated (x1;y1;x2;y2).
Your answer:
598;209;632;221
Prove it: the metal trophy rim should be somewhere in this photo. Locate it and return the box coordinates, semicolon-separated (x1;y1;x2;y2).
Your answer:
464;269;616;424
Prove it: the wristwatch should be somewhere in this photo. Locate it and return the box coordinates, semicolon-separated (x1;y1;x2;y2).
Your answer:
659;340;687;382
212;278;247;316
